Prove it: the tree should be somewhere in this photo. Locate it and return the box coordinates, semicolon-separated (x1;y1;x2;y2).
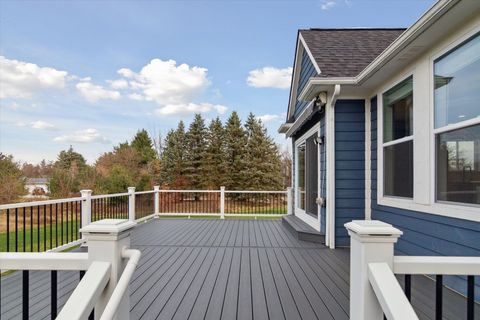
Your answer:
202;117;227;189
160;121;187;188
131;129;156;164
224;112;248;190
244;113;283;190
49;147;89;197
185;114;207;189
0;153;26;204
56;146;87;170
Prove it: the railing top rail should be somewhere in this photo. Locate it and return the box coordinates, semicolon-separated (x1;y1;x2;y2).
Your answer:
0;252;89;270
0;196;85;210
368;263;419;320
134;190;155;195
57;261;111;320
157;189;220;193
393;256;480;275
91;192;129;200
224;190;287;194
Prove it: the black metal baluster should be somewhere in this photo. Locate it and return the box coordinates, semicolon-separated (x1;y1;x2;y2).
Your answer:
71;202;74;242
23;207;26;252
55;204;58;248
404;274;412;301
49;204;53;249
22;270;29;320
15;208;18;252
6;209;10;252
51;270;57;319
66;202;69;243
436;275;443;320
30;207;33;252
44;205;47;251
467;276;474;320
37;205;40;252
60;203;64;245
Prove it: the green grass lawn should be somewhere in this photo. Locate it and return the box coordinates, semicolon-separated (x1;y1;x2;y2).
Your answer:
0;219;80;252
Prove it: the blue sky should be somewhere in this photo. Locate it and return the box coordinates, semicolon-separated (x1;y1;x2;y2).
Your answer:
0;0;435;164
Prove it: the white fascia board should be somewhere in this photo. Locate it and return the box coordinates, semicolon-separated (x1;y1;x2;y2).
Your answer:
278;123;293;134
298;78;356;102
298;33;322;74
285;100;316;138
286;37;305;121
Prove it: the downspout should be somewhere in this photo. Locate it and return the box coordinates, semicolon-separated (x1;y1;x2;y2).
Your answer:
326;84;340;249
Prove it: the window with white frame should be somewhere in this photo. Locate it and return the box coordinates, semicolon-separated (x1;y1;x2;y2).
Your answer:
382;76;414;198
434;32;480;206
295;130;318;217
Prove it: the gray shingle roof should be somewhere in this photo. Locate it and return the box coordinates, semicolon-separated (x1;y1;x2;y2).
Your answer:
300;28;406;78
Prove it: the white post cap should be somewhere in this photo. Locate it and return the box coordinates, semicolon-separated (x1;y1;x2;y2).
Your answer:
345;220;402;242
80;219;136;235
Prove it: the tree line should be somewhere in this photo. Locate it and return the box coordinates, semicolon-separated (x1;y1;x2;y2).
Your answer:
0;111;290;203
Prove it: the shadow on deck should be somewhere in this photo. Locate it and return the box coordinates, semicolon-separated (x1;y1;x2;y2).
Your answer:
1;218;479;319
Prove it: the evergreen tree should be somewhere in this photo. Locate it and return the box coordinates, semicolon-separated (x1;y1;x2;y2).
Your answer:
160;121;187;188
244;113;283;190
131;129;156;164
56;146;86;170
185;114;207;189
203;117;227;189
224;112;248;190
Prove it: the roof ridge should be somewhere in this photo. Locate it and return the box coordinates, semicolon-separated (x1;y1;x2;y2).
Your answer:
302;28;407;31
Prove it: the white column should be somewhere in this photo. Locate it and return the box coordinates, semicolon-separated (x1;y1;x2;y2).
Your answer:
345;220;402;320
80;190;92;241
153;186;160;217
81;219;136;320
286;187;293;215
128;187;135;222
220;186;225;219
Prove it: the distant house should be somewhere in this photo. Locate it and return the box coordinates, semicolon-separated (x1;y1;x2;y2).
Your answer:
25;178;49;196
279;0;479;296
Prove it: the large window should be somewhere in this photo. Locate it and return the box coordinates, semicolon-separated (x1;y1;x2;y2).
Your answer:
295;131;318;217
435;33;480;206
383;77;414;198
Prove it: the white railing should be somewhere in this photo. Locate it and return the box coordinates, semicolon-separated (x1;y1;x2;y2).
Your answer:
345;220;479;320
0;219;140;320
0;186;292;254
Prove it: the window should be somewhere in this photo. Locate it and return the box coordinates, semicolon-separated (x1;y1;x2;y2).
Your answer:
295;131;318;217
435;33;480;206
297;143;306;210
383;77;414;198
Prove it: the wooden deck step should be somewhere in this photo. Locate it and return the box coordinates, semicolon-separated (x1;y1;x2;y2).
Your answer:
282;215;325;244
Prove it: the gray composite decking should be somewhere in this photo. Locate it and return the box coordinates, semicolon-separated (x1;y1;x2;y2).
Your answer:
1;218;479;320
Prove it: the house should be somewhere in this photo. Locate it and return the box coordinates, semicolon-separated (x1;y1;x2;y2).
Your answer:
25;177;49;195
279;0;480;298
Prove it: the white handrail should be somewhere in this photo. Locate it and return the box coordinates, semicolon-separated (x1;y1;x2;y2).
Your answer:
0;196;85;210
0;252;89;270
91;192;129;199
224;190;287;194
134;190;155;195
57;261;111;320
368;263;419;320
100;247;141;320
157;189;220;193
393;256;480;275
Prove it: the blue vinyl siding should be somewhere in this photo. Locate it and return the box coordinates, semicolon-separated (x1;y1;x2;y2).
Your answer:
370;97;480;299
293;50;318;118
335;100;365;246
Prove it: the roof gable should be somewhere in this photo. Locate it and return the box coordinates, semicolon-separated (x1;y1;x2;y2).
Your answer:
300;28;406;78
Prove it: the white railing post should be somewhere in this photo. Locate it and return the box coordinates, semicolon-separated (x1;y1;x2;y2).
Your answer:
128;187;135;222
286;187;293;215
81;219;136;320
345;220;403;320
80;190;92;240
220;186;225;219
154;186;160;217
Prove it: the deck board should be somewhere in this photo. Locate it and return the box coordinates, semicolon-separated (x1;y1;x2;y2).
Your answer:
1;218;479;320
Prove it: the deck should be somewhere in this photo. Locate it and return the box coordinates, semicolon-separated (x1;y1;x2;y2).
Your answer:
1;218;479;319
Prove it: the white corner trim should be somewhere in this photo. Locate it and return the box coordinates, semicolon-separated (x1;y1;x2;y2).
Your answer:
299;33;322;74
326;84;340;249
365;99;372;220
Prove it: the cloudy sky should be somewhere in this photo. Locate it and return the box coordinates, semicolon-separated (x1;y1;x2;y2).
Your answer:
0;0;435;164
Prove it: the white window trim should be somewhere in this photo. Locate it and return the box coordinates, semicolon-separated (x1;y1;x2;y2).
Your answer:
377;25;480;223
294;125;321;230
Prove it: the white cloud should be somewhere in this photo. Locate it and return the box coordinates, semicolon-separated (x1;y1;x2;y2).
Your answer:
54;128;109;144
247;67;292;89
118;59;210;105
108;79;129;89
76;81;121;103
31;120;56;130
256;114;281;123
128;93;143;101
321;0;337;10
0;56;68;99
154;102;227;116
